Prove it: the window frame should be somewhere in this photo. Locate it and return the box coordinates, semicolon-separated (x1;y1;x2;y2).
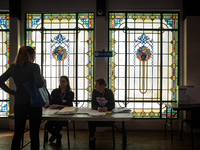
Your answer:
25;13;94;108
107;11;179;119
0;13;10;117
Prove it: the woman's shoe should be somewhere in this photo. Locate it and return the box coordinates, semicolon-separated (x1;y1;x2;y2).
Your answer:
49;135;56;143
89;137;96;149
56;134;62;146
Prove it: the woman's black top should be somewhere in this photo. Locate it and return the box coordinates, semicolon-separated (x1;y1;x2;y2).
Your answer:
50;88;74;106
0;61;44;104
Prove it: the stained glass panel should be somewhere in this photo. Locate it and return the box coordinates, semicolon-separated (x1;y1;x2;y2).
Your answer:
43;13;76;29
127;13;161;29
26;13;94;108
109;12;178;118
26;14;42;29
109;13;126;29
0;14;9;117
162;13;178;29
78;13;94;29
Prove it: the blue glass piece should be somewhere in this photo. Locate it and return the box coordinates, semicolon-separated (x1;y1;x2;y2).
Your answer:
114;18;123;27
31;19;40;28
80;19;89;27
0;19;7;28
0;103;7;112
163;17;173;27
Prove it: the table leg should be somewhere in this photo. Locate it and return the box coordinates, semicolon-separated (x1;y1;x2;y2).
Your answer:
122;121;127;149
170;108;173;143
164;106;168;136
164;106;173;143
67;123;70;148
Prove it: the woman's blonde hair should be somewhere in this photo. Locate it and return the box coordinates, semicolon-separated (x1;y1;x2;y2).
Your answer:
95;78;107;87
14;46;35;66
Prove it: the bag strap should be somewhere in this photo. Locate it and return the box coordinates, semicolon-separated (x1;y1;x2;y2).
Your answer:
30;63;34;79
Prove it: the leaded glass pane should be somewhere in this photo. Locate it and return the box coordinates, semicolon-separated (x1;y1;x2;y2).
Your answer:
162;13;178;29
109;13;126;29
162;31;178;103
127;13;161;29
0;14;9;29
43;13;76;29
26;14;42;29
26;31;42;64
26;13;94;108
0;14;9;117
109;12;178;118
78;13;94;29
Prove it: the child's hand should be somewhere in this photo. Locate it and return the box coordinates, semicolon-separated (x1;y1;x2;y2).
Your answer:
98;107;103;112
102;107;108;112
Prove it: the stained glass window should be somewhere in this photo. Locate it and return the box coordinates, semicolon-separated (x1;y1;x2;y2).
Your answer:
26;13;94;108
0;13;10;117
109;12;178;118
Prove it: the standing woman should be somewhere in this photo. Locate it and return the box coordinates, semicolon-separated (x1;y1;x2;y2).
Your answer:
45;75;74;146
0;46;44;150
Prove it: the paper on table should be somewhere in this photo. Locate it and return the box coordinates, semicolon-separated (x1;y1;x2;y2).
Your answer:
76;108;91;114
89;110;107;116
112;107;131;113
76;108;106;116
112;113;132;118
43;108;59;115
57;107;78;114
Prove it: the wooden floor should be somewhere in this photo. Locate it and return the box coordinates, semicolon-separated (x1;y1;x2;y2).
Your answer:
0;129;200;150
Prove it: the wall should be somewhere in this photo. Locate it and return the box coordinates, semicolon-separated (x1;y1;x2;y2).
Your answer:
186;16;200;85
107;0;181;10
0;0;186;130
0;0;9;10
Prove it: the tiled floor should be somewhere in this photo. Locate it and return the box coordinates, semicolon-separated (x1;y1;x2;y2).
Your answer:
0;129;200;150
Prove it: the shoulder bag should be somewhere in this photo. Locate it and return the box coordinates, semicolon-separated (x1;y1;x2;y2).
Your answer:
23;63;51;107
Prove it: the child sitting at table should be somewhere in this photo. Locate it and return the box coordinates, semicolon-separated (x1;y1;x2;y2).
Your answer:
88;78;115;149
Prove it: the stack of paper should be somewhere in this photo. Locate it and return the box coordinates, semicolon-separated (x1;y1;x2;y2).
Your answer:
112;113;133;118
43;108;59;115
76;108;107;116
57;107;78;114
89;110;107;116
112;107;131;113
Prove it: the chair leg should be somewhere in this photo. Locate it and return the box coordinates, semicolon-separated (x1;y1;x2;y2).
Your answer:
191;127;194;150
67;124;70;148
112;126;115;148
43;128;48;148
73;121;76;138
21;134;24;149
180;120;184;141
43;129;46;148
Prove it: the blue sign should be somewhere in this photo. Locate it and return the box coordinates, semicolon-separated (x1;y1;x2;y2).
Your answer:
94;50;112;57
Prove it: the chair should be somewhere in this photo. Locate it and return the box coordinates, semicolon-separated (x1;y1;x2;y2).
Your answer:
43;120;75;148
95;121;116;148
180;107;200;150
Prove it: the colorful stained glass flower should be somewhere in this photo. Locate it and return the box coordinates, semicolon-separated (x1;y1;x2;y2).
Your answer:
52;46;67;61
136;45;151;61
